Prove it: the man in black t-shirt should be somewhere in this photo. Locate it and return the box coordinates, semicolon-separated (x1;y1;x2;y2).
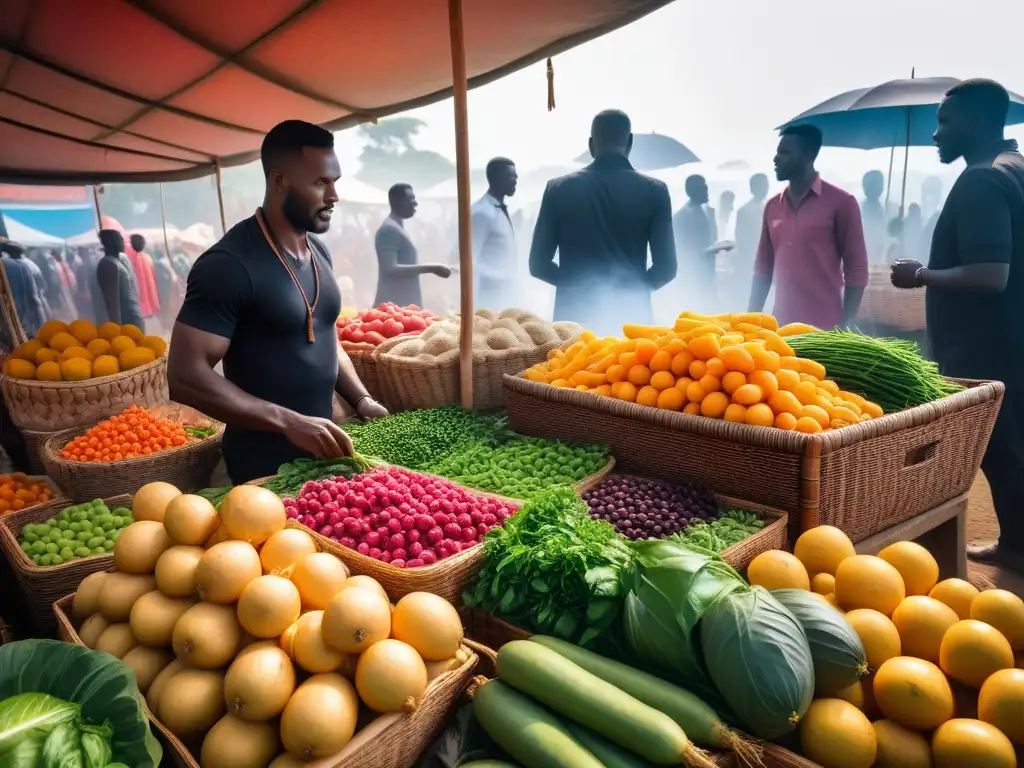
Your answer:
169;120;388;483
892;79;1024;571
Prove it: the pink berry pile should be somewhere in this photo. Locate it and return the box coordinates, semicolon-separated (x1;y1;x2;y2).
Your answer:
284;466;519;568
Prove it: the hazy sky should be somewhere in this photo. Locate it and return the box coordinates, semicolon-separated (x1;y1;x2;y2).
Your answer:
333;0;1024;201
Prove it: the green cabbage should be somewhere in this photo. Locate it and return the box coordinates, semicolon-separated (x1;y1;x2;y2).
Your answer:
0;640;161;768
700;587;815;739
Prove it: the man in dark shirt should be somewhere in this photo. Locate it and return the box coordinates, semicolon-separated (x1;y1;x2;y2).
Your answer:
733;173;769;303
96;230;145;330
674;174;716;308
529;109;676;336
374;183;450;307
892;78;1024;571
169;120;388;484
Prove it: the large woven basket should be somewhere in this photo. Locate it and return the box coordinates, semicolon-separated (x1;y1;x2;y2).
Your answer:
0;494;127;633
53;593;479;768
20;427;60;474
40;403;223;501
504;374;1003;544
340;340;391;405
0;355;170;432
375;326;581;412
859;266;926;332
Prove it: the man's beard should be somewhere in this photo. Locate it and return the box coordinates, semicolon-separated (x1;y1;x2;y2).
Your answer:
282;188;328;234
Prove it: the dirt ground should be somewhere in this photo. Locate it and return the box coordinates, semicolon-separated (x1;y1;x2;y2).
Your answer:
965;472;1024;594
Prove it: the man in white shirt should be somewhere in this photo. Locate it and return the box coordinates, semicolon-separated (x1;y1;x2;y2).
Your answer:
471;157;518;310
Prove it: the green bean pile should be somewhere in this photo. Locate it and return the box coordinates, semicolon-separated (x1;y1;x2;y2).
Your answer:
787;330;962;413
677;509;765;553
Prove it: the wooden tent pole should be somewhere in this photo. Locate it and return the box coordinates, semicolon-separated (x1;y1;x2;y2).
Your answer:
448;0;474;409
214;159;228;235
158;183;171;258
92;185;103;228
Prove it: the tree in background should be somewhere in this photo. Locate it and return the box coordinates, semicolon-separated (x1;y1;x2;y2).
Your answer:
356;117;455;191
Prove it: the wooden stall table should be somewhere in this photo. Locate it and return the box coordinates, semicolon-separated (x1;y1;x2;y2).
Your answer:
854;492;968;580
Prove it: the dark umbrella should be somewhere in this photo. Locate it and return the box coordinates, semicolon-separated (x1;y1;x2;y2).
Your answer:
778;74;1024;212
575;132;699;171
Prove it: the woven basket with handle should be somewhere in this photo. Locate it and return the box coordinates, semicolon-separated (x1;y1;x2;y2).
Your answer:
40;403;223;501
504;374;1003;544
340;339;390;405
53;592;480;768
0;355;170;432
859;266;926;332
0;494;127;633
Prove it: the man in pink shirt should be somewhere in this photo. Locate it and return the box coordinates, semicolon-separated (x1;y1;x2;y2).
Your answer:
749;124;869;329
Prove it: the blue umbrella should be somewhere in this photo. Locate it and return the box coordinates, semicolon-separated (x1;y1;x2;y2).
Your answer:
575;132;699;171
778;75;1024;212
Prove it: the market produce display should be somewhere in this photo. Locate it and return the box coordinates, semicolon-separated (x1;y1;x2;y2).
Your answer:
382;307;579;361
19;499;132;566
463;487;631;650
59;405;200;462
2;320;166;381
581;474;763;543
0;472;55;514
786;329;963;413
336;302;441;345
0;638;162;767
522;311;885;432
68;480;472;766
285;465;519;567
345;406;611;500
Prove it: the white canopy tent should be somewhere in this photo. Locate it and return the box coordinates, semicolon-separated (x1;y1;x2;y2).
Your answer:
2;216;64;247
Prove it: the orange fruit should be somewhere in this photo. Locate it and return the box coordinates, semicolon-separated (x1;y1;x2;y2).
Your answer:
63;345;94;362
700;391;729;418
705;358;727;378
802;405;831;430
674;376;694;394
776;368;801;390
656;387;685;410
4;359;37;380
685;381;706;403
698;373;721;393
606;364;628;383
745;403;775;427
688;359;707;380
627;365;652;387
68;319;98;345
35;320;68;345
892;596;961;663
649;371;676;390
847;609;903;670
929;580;980;621
634;338;658;365
36;362;62;382
775;412;798;430
724;403;748;423
636;385;659;407
795;416;824;434
719;345;756;374
140;335;168;357
648;350;673;372
878;542;940;597
748;370;779;398
98;321;121;341
120;324;145;343
593;384;613;397
618;352;638;369
939;620;1015;688
613;381;638;402
59;358;92;381
732;384;764;406
722;371;747;394
683;403;700;416
92;355;120;378
689;334;721;361
874;656;954;730
769;389;804;416
670;350;694;376
109;335;137;356
748;550;811;590
836;555;907;616
47;332;78;353
794;525;855;575
86;338;112;357
34;348;62;365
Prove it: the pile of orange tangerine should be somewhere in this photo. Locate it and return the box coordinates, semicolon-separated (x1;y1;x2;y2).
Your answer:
524;312;884;433
0;473;55;514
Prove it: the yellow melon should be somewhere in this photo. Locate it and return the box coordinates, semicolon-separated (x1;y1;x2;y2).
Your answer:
873;656;954;731
237;575;301;639
833;677;879;719
940;620;1015;689
794;525;856;576
835;555;906;616
36;320;68;345
391;592;464;661
978;668;1024;744
877;541;940;597
133;481;181;523
971;589;1024;652
98;321;121;341
799;698;877;768
929;579;980;620
931;718;1016;768
355;639;428;713
746;550;810;591
811;572;836;596
280;674;359;761
200;714;279;768
846;609;902;671
872;719;933;768
292;610;348;674
68;319;98;345
92;355;119;378
321;586;391;654
290;553;349;609
891;595;960;663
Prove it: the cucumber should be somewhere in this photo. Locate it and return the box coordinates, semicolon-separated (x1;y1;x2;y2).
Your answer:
496;640;716;767
472;679;603;768
563;720;656;767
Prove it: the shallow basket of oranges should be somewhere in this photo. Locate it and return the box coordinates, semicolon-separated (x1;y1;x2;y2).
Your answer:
0;320;170;432
39;403;223;501
0;473;57;516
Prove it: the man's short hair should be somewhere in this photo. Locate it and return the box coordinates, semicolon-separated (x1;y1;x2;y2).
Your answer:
945;78;1011;129
388;183;413;206
261;120;335;178
98;229;124;254
485;157;515;185
685;174;706;196
781;123;824;159
129;233;145;251
591;109;632;146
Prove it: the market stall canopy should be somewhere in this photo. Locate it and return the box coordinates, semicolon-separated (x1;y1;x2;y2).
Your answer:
0;0;672;184
1;216;64;246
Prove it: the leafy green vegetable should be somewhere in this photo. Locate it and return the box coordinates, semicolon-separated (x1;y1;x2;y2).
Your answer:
195;486;231;508
183;425;218;440
621;540;747;713
261;456;371;498
463;487;632;651
675;509;765;554
0;693;78;767
0;641;161;768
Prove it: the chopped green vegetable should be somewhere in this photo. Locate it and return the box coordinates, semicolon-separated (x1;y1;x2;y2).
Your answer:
463;487;631;652
676;508;765;553
261;457;370;499
183;425;218;439
787;330;962;413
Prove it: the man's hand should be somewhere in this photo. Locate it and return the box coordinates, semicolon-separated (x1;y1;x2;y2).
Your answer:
281;413;354;459
890;259;924;289
357;397;389;421
429;265;453;278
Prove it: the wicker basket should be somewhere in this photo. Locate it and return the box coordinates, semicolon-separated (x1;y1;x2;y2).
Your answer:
21;427;60;474
40;403;223;501
0;615;14;646
341;340;391;405
859;266;926;332
0;355;170;432
53;593;479;768
504;374;1003;544
375;325;581;412
0;494;127;633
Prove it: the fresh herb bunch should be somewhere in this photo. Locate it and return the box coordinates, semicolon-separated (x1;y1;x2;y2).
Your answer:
463;486;632;651
261;457;371;498
195;486;231;508
676;508;765;554
786;330;962;413
426;437;609;500
344;405;502;470
183;425;218;440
